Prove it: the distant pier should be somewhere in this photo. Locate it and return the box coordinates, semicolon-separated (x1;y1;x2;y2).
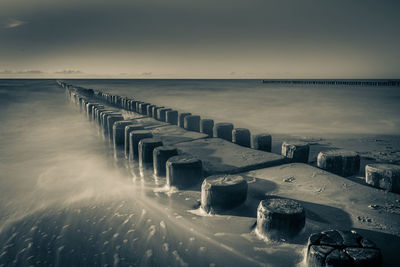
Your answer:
262;79;400;86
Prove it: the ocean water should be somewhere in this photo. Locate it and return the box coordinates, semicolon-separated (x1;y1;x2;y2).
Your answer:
70;79;400;136
71;79;400;165
0;79;399;266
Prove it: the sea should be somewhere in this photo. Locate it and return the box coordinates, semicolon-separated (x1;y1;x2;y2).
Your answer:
0;79;399;266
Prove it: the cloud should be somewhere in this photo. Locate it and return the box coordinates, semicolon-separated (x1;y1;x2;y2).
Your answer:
4;19;25;29
20;70;43;74
0;70;13;74
0;69;43;74
54;70;84;74
141;72;152;76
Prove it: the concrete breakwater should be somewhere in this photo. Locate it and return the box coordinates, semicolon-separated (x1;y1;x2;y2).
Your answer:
59;80;288;176
58;80;400;266
262;79;400;87
59;78;400;194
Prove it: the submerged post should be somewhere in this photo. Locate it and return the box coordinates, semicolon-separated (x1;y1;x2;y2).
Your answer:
317;150;360;177
281;141;310;163
252;134;272;152
184;115;201;132
166;110;179;125
214;123;234;141
153;146;179;177
129;130;153;160
166;155;202;189
124;125;145;159
178;113;191;128
200;119;214;137
232;128;251;147
201;175;248;213
139;138;163;166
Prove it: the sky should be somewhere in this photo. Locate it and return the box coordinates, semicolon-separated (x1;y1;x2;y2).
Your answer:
0;0;399;78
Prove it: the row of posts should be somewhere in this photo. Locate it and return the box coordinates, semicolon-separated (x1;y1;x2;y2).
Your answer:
58;80;366;178
262;79;400;86
60;80;384;266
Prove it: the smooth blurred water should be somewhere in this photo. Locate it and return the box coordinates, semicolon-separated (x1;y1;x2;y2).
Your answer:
1;80;294;267
70;79;400;136
0;79;399;266
70;79;400;167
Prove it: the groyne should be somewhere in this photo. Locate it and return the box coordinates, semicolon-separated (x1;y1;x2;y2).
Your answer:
58;80;400;266
262;79;400;86
59;79;400;193
59;80;288;176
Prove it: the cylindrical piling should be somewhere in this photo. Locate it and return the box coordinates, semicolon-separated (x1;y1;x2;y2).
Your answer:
200;119;214;137
213;123;234;141
113;120;134;147
232;128;251;147
153;106;164;119
115;96;122;107
86;103;98;119
256;198;305;240
138;103;145;114
135;102;143;113
317;150;360;177
97;109;109;125
201;174;248;213
77;97;84;110
178;113;191;128
133;101;140;112
92;105;101;121
252;134;272;152
107;115;124;139
139;103;150;115
281;141;310;163
124;125;145;159
121;97;127;109
127;100;134;111
157;108;172;122
92;105;104;121
153;146;179;177
166;155;202;189
81;100;89;113
365;163;400;193
129;130;153;160
147;105;156;117
100;111;114;127
306;230;382;267
138;138;163;166
166;110;178;125
102;112;121;135
184;115;201;132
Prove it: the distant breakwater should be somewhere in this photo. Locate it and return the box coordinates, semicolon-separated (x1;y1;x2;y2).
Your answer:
262;79;400;86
